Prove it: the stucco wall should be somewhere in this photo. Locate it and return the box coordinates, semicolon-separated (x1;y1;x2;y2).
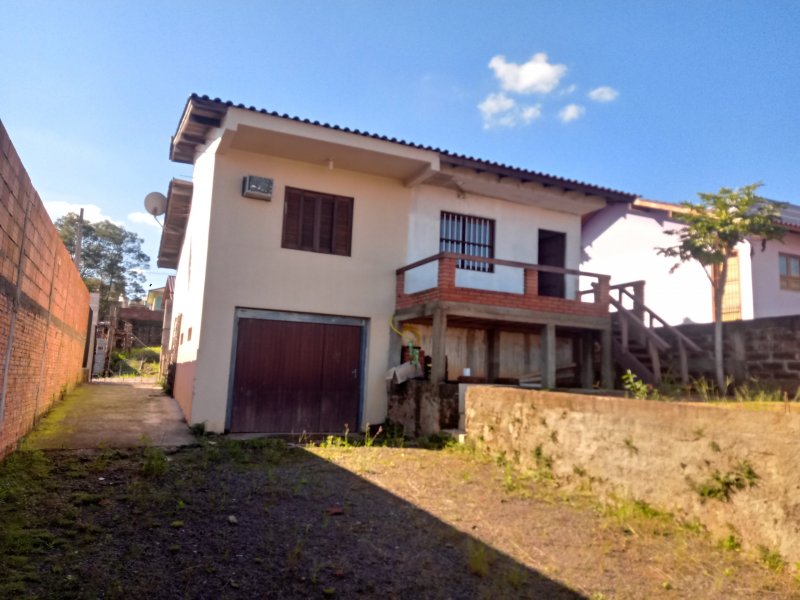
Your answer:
582;204;714;324
407;185;582;298
466;386;800;564
170;139;219;421
751;232;800;318
190;148;412;431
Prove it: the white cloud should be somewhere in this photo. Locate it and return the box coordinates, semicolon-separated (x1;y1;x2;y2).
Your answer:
521;105;543;123
558;104;586;123
128;211;163;229
488;53;567;94
478;93;542;129
560;84;578;96
588;86;619;102
44;200;120;225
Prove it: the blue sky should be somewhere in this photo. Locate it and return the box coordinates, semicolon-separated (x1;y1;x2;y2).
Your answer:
2;1;798;291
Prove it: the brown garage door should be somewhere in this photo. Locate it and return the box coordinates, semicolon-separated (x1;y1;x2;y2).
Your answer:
230;317;362;433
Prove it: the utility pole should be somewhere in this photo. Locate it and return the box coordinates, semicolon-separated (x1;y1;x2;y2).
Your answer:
74;208;84;270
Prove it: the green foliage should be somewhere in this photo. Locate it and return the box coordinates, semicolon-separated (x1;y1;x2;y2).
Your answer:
55;212;151;318
657;183;785;272
757;546;786;572
621;370;657;400
719;534;742;552
141;446;168;478
733;379;785;402
694;460;759;501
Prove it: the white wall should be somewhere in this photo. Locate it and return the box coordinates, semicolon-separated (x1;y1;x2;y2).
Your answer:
190;149;412;431
170;139;219;418
582;204;714;325
406;185;583;298
751;232;800;317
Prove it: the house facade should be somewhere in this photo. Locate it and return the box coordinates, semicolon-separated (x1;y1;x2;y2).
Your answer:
582;198;800;326
158;95;636;434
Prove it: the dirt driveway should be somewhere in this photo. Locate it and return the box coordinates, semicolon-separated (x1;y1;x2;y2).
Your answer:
23;379;194;450
1;436;797;599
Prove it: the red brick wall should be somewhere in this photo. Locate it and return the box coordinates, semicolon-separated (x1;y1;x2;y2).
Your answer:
0;120;89;459
396;256;609;318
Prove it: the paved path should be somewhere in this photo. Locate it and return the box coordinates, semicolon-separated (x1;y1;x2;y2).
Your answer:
24;379;195;450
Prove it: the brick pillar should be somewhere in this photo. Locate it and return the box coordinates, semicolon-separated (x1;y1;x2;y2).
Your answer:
595;275;611;312
437;256;456;292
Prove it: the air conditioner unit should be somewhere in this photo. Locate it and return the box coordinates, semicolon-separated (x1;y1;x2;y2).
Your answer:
242;175;273;201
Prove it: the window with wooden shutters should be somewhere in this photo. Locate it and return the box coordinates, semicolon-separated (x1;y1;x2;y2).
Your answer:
282;187;353;256
439;211;494;272
779;253;800;291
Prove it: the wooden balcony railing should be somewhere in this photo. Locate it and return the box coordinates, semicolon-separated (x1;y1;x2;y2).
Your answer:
395;253;610;318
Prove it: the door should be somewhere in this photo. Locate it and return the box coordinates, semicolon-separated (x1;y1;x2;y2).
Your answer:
538;230;566;298
230;316;362;433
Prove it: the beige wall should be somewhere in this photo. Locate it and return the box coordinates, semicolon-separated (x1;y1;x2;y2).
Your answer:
171;139;219;421
467;386;800;565
189;148;412;431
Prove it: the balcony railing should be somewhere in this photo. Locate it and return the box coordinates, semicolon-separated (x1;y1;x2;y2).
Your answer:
395;253;610;318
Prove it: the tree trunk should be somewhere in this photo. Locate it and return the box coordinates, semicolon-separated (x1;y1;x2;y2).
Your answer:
713;260;728;393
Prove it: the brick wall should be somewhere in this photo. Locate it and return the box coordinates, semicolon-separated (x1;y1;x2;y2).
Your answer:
396;256;609;318
0;120;89;459
671;315;800;394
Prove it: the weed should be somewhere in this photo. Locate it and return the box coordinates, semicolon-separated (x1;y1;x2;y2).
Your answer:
505;565;527;589
533;445;553;471
417;432;456;450
734;378;785;403
363;424;383;448
719;534;742;552
709;440;721;453
466;540;490;577
622;370;657;399
694;460;759;501
549;430;559;444
623;437;639;455
141;446;168;478
572;464;587;477
758;546;785;572
189;422;206;437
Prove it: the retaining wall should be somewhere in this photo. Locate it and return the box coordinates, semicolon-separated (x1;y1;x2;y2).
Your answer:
0;120;89;459
674;315;800;394
466;386;800;564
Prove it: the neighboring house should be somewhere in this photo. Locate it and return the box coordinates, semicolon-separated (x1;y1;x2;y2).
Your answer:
117;305;164;347
157;94;637;434
146;286;165;311
582;198;800;326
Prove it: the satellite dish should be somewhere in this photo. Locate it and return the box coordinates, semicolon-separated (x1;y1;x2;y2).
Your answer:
144;192;167;216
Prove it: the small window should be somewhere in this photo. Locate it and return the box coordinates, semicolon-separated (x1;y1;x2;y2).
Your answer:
440;211;495;272
282;187;353;256
187;327;192;341
180;333;184;345
779;253;800;291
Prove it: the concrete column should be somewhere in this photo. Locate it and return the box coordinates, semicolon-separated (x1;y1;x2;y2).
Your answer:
600;326;614;389
431;308;447;383
540;323;556;389
580;331;594;389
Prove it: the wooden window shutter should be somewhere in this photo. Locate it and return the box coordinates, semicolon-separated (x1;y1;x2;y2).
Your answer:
332;196;353;256
282;188;302;249
300;194;318;250
318;197;335;253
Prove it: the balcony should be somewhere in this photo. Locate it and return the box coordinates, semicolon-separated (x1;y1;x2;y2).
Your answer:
396;253;610;322
393;253;614;388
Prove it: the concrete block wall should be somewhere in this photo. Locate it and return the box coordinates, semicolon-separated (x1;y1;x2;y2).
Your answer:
0;119;89;459
673;315;800;394
466;386;800;565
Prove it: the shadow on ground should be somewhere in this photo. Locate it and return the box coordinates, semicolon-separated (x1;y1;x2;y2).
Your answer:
0;440;583;599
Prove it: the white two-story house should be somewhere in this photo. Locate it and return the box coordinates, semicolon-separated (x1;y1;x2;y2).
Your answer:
157;94;636;434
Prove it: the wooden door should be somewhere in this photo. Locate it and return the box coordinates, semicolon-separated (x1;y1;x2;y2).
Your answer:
538;229;566;298
230;318;362;433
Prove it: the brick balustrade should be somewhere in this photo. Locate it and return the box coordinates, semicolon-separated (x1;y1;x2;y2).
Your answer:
395;253;610;318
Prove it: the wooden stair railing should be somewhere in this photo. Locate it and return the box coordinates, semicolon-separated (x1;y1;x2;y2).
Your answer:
608;282;703;386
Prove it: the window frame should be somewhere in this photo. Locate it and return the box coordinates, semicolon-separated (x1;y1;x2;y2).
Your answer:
281;187;353;257
779;253;800;291
439;211;495;273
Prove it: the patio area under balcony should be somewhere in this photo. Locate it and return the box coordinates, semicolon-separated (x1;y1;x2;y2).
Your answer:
393;253;615;389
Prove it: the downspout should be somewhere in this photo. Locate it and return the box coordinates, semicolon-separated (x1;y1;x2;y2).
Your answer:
1;197;34;423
